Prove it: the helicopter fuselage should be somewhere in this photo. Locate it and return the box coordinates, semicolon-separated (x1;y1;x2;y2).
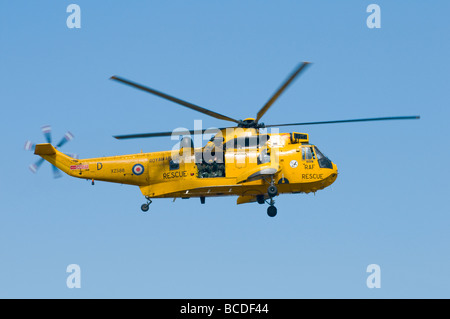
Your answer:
34;131;338;205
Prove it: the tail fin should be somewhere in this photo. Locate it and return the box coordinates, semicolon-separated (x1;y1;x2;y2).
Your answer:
34;143;76;174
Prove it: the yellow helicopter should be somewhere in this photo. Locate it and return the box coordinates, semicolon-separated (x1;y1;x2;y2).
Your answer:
28;62;419;217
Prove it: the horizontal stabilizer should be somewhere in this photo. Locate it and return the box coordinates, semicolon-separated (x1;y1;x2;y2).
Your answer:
34;143;57;156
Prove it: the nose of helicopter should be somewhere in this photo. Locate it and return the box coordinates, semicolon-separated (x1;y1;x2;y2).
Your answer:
311;161;338;192
320;161;338;189
330;162;338;184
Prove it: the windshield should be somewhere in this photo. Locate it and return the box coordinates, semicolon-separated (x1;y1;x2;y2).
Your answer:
314;146;333;169
314;147;325;160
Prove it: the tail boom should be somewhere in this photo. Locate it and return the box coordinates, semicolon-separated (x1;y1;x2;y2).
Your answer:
34;143;149;186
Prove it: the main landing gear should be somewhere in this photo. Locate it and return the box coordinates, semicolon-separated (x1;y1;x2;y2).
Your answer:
141;196;152;212
266;177;278;218
267;199;277;217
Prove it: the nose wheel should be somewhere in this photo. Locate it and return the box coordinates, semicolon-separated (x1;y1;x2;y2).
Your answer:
267;185;278;197
141;196;152;213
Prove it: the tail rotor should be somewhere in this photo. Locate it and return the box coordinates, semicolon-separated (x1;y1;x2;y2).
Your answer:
25;125;76;178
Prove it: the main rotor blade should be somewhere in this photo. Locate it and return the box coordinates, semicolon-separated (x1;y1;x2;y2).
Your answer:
265;115;421;128
256;62;311;122
110;76;240;124
114;127;230;140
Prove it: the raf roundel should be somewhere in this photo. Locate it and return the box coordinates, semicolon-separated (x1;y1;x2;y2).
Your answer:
132;164;144;175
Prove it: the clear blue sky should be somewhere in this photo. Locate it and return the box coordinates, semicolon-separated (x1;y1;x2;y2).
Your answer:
1;1;449;298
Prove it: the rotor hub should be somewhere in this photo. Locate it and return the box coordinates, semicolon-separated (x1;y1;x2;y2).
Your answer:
238;118;265;129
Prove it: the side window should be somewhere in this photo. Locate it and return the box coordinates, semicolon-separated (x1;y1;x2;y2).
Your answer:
257;148;271;165
301;146;316;160
169;159;179;170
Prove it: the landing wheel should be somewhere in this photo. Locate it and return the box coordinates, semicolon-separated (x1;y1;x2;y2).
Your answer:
141;196;152;213
267;205;277;217
267;185;278;197
256;195;265;204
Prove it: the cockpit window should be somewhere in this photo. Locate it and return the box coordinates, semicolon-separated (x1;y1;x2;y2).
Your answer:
314;147;325;160
314;146;333;169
